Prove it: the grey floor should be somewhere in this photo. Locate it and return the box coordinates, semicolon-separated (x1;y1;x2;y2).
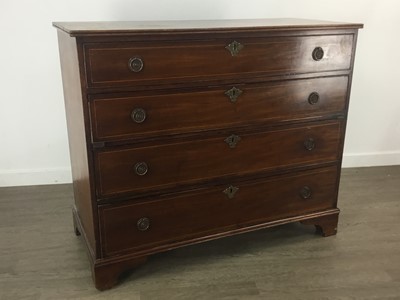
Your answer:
0;166;399;300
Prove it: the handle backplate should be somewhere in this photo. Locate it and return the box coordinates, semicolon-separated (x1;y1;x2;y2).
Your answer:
137;217;150;231
303;138;315;151
300;186;312;199
312;47;324;61
308;92;320;105
128;57;144;72
134;162;148;176
131;108;146;123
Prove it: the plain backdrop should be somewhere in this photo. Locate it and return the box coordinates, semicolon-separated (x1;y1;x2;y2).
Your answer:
0;0;399;186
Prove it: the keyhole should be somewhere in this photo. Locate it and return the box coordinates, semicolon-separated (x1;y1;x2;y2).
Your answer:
223;185;238;199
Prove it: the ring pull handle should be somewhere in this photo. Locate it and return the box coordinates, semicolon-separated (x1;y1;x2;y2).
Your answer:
312;47;324;61
303;138;315;151
308;92;320;105
299;186;312;199
225;41;244;56
134;162;148;176
137;217;150;231
131;108;146;123
128;57;144;72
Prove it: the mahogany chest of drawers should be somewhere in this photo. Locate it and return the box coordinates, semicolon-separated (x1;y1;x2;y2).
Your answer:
54;19;362;290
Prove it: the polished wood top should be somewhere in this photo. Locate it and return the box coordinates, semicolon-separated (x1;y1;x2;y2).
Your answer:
53;18;363;36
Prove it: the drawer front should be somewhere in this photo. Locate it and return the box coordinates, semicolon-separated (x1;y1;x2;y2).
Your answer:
99;166;338;256
95;121;342;197
86;35;353;88
91;76;348;141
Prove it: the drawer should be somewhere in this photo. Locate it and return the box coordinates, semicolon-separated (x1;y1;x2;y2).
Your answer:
99;166;338;256
85;35;354;88
90;76;348;142
95;121;342;197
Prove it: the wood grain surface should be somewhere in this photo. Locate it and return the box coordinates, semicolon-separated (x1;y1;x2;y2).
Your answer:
90;76;348;141
54;19;361;290
85;35;353;88
0;166;398;299
53;18;363;36
95;121;342;197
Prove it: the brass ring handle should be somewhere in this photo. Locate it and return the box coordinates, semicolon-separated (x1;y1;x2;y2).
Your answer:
312;47;324;61
308;92;320;105
134;162;148;176
128;57;144;72
137;217;150;231
131;108;146;123
300;186;312;199
303;138;315;151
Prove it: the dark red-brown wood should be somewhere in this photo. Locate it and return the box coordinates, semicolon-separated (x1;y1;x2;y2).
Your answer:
85;35;353;88
92;256;147;291
90;76;348;141
99;166;338;256
301;212;339;236
57;31;98;257
53;19;363;36
95;121;342;197
54;19;362;290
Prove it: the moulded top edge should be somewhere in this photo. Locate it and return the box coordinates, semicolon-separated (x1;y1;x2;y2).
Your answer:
53;18;364;36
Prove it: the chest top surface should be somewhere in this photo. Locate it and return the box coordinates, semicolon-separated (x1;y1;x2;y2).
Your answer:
53;18;363;36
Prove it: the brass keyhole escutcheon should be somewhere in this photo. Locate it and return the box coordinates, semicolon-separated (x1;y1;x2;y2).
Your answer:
223;185;239;199
225;87;243;103
224;134;241;148
225;41;244;56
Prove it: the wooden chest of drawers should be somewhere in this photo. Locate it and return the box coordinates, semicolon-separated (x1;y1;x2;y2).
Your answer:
54;19;362;290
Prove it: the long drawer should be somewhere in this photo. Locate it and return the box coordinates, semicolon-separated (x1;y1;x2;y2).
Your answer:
85;35;353;88
90;76;348;142
95;121;342;197
99;166;338;256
